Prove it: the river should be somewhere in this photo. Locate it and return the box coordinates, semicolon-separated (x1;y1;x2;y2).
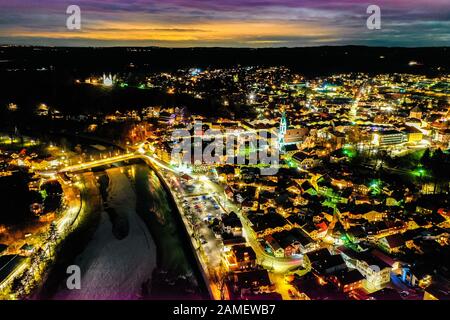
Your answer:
50;163;202;300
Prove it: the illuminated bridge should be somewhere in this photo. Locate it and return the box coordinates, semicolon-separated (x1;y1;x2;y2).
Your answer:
59;153;140;173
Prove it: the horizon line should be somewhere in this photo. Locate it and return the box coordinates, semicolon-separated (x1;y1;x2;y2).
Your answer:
1;44;449;50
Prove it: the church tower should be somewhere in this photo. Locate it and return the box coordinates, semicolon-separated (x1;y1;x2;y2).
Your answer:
278;112;288;149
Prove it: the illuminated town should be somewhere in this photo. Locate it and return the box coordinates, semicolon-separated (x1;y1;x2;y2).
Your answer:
1;0;450;308
0;47;449;301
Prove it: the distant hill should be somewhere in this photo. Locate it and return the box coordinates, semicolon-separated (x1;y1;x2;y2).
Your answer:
0;46;448;75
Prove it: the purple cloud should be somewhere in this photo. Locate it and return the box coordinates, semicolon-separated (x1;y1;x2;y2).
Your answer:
0;0;448;46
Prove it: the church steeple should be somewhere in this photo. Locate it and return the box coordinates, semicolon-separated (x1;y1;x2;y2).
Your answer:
278;111;288;149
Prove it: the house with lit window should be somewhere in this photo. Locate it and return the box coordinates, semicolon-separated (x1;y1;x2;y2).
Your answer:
292;152;321;170
265;228;317;257
300;221;329;240
227;269;276;300
247;211;291;238
222;212;243;237
401;265;433;288
340;204;386;222
328;269;365;292
224;245;257;271
378;233;406;253
338;247;392;290
304;248;347;274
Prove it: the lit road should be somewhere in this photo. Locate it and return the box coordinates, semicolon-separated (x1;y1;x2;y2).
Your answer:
0;257;29;295
200;178;304;273
59;153;138;173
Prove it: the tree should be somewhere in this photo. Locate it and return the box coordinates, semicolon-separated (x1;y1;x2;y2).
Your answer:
429;149;447;194
47;222;59;242
421;148;431;168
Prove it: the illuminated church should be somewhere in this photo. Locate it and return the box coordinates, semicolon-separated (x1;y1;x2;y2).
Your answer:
278;112;308;151
102;73;115;87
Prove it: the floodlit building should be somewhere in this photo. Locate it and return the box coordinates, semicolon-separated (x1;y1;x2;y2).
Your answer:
102;73;114;87
405;126;424;143
224;245;257;271
338;247;392;290
284;128;308;145
372;130;407;147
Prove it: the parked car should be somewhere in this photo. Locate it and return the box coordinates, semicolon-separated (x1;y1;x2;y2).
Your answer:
400;291;410;297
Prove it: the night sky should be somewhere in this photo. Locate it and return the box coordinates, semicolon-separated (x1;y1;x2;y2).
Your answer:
0;0;449;47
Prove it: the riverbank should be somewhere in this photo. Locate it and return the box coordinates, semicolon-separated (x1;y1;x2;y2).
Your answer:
140;156;212;300
33;173;102;299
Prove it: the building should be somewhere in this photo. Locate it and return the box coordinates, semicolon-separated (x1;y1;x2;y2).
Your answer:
405;126;424;143
434;128;450;145
292;152;320;170
410;106;423;120
154;141;172;163
264;227;317;258
338;247;392;290
278;112;308;148
102;73;115;87
278;112;288;147
227;269;274;300
264;235;285;258
293;274;347;300
304;248;347;274
401;265;433;288
368;288;403;300
284;128;308;145
283;144;301;156
378;234;406;253
328;269;365;292
224;245;257;271
301;221;328;240
222;212;243;237
341;204;385;222
247;211;291;238
372;130;407;147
